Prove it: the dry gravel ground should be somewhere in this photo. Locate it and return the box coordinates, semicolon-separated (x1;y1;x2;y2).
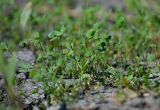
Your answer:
0;49;45;109
0;49;159;110
48;88;160;110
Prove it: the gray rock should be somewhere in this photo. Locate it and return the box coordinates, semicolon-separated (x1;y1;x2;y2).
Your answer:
124;98;147;108
16;49;35;72
4;49;35;73
16;73;27;84
15;79;45;106
99;103;119;110
0;78;7;102
33;106;40;110
0;85;4;101
47;105;61;110
68;101;99;110
17;48;35;65
86;87;117;104
0;78;4;87
144;96;155;107
1;49;45;108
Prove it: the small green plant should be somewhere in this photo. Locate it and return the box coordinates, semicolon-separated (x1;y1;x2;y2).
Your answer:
0;0;160;107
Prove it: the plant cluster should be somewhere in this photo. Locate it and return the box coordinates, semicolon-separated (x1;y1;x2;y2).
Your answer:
0;0;160;107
